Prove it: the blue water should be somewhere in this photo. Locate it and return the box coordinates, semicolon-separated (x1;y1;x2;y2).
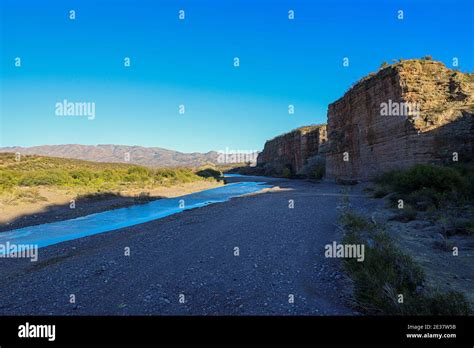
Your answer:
223;173;245;178
0;181;271;254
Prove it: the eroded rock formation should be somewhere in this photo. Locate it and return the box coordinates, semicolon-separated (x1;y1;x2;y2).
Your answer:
325;59;474;180
257;125;327;176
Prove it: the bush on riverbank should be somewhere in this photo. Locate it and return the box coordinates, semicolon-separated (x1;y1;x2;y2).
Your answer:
195;167;222;179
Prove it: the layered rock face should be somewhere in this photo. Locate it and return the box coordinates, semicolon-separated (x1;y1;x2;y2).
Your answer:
326;59;474;180
257;125;327;175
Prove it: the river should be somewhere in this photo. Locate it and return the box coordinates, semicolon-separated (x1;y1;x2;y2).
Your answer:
0;177;271;254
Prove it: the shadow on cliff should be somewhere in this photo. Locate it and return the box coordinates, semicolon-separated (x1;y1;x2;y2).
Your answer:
328;110;473;181
424;110;474;164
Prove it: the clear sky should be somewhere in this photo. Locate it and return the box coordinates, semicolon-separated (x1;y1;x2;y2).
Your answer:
1;0;473;153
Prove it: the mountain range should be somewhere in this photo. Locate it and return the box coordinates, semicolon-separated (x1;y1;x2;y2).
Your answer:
0;144;222;168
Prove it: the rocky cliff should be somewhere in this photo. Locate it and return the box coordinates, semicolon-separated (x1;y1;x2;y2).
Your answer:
257;125;327;176
325;59;474;180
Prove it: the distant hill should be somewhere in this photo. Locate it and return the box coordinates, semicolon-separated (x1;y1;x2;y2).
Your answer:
0;144;221;168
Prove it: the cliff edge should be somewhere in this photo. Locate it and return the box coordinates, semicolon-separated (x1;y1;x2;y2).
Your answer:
325;59;474;180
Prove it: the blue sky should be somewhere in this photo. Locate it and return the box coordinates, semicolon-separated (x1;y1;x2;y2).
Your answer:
1;0;473;153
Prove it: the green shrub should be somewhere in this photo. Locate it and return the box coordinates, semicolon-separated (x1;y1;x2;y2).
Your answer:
452;217;474;236
381;164;465;194
340;212;373;231
15;188;48;203
0;170;17;189
102;169;122;182
127;166;151;177
423;291;471;315
1;188;48;204
451;163;474;198
297;155;325;179
0;154;217;196
343;234;425;314
231;165;265;176
341;211;470;315
375;164;472;210
69;169;96;184
281;167;292;178
373;185;389;198
19;170;71;186
196;168;222;179
155;168;177;180
391;204;417;222
406;187;447;209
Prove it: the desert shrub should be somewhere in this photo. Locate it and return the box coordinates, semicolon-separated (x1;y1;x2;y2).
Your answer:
378;164;465;194
15;188;48;203
19;170;71;186
340;211;373;231
263;165;277;177
0;187;48;205
451;163;474;198
344;234;425;314
452;217;474;236
230;165;265;176
155;168;178;180
341;211;470;315
409;290;470;315
152;168;204;185
0;154;217;197
196;168;222;179
127;166;151;177
0;170;17;190
124;173;144;183
76;191;122;200
101;169;122;182
69;169;97;185
176;169;202;183
134;191;153;203
373;185;389;198
125;166;151;182
297;155;325;179
389;204;418;222
281;167;292;178
406;188;448;209
375;164;471;210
